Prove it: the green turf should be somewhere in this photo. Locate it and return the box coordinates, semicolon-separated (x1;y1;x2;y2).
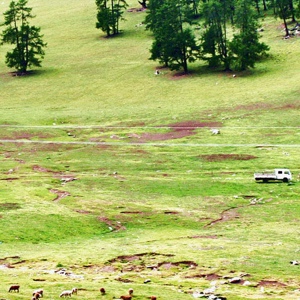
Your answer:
0;0;300;299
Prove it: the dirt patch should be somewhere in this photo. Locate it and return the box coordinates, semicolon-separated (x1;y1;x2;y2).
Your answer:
164;211;179;215
205;207;240;227
137;120;222;142
188;235;219;239
0;130;53;140
258;280;287;287
158;260;198;269
107;252;174;264
1;177;19;181
169;120;222;130
0;203;21;211
33;165;77;184
50;189;71;202
170;72;192;80
115;277;133;283
0;256;25;268
75;210;90;214
33;165;60;174
127;7;146;12
120;211;143;214
100;265;116;273
106;253;197;275
186;272;222;280
199;154;257;162
233;100;300;112
97;216;126;231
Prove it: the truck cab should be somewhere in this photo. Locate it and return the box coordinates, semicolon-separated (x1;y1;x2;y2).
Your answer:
274;169;292;182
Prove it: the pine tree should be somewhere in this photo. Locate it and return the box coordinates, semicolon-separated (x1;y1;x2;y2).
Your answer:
96;0;128;37
0;0;47;75
230;0;269;70
146;0;199;73
200;0;233;70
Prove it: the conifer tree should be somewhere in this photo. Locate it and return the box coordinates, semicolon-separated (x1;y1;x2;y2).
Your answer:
230;0;269;70
0;0;47;75
96;0;128;37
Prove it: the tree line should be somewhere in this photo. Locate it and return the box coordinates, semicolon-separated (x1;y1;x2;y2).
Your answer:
96;0;300;73
0;0;299;75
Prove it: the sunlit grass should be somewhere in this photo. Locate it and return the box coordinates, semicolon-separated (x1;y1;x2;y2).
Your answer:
0;0;300;299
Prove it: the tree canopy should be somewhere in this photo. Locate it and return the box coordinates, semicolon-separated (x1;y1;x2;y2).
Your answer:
0;0;47;74
95;0;128;37
145;0;274;73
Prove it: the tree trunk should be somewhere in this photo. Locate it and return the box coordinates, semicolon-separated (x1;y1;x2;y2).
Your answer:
138;0;147;8
283;16;289;36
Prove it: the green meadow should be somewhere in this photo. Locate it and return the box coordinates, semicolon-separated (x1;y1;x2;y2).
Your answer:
0;0;300;299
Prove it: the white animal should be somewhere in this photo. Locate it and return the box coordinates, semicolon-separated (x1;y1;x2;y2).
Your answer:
192;290;204;298
203;283;217;295
211;129;220;135
60;291;72;297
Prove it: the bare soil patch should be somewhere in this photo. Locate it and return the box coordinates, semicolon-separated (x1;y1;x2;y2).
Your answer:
33;165;60;174
120;211;144;214
127;7;146;12
105;253;199;275
228;99;300;115
188;235;219;239
107;252;174;264
0;130;53;140
0;256;26;268
33;165;77;184
258;280;287;287
138;120;222;142
164;211;179;215
199;154;257;162
205;207;240;227
97;216;126;231
0;203;21;211
171;72;192;80
75;210;91;214
158;260;198;269
50;189;71;202
185;272;222;280
1;177;19;181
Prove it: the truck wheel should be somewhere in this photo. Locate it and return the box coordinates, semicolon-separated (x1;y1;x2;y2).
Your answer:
263;179;268;183
283;178;288;183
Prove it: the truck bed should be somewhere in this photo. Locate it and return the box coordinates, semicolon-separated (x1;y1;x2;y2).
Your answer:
254;173;276;179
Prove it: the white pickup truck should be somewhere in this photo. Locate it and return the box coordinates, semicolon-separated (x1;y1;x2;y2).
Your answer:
254;168;292;182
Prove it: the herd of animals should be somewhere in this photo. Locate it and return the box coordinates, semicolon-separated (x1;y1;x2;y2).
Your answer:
7;285;157;300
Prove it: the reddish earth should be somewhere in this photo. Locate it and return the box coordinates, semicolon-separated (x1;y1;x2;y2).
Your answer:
33;165;60;174
50;189;71;202
0;131;53;140
189;235;219;239
199;154;257;162
137;120;222;142
205;207;240;227
97;216;126;231
32;165;77;183
258;280;287;287
107;252;174;264
186;273;222;280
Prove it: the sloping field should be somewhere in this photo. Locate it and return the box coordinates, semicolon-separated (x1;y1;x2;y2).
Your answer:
0;0;300;300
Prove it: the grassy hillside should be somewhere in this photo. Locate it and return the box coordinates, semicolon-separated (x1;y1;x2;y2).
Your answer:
0;0;300;300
